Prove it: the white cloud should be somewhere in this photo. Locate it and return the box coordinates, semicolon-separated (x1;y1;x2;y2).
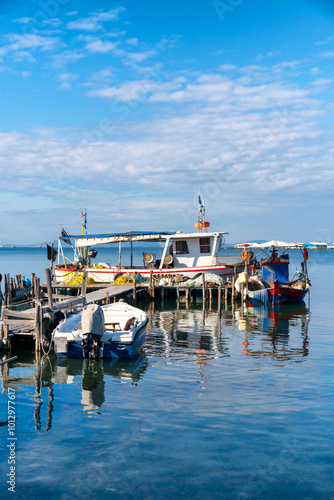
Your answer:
125;49;157;63
52;50;85;68
319;51;334;58
0;33;59;59
85;40;118;54
311;78;332;86
219;64;237;72
127;38;139;46
87;77;185;101
57;72;78;90
12;17;33;24
42;18;62;28
83;69;113;87
66;8;125;32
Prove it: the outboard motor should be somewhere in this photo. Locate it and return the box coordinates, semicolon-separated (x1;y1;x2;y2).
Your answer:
81;304;105;359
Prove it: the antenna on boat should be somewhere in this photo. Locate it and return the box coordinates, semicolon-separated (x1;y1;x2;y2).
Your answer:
80;209;87;235
194;194;210;233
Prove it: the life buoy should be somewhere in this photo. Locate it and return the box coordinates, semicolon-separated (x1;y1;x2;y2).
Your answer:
242;249;248;261
303;248;309;261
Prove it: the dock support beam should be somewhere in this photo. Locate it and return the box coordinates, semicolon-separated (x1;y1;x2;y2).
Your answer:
202;273;206;304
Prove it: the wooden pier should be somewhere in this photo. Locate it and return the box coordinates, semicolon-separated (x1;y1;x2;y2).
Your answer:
0;268;244;354
0;268;145;352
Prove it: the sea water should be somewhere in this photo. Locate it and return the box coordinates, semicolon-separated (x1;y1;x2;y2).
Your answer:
1;248;334;499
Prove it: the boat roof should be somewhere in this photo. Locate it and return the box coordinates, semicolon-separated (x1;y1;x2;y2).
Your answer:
60;230;228;247
236;240;304;249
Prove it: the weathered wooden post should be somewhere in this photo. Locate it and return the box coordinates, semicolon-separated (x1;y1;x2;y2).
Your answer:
232;276;236;304
3;323;9;343
106;292;110;305
35;277;41;303
34;277;41;352
149;270;155;299
31;272;35;298
45;269;53;312
16;274;21;289
202;273;206;304
4;274;9;306
133;277;137;302
81;273;87;303
218;284;222;314
35;303;41;352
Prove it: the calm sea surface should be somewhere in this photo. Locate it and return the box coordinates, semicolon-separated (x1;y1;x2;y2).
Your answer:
1;248;334;499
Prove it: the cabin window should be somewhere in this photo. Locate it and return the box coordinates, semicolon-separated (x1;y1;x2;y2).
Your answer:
200;238;211;253
175;240;189;254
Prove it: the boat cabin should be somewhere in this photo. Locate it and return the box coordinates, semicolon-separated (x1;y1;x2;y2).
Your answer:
56;230;228;271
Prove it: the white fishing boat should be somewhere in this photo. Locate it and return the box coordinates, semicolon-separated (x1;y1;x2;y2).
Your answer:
54;201;251;284
53;302;148;359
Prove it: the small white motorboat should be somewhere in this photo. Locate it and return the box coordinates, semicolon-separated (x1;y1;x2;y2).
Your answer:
53;302;148;359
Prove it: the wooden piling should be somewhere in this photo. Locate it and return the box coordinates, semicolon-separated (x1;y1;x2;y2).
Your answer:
31;272;35;297
16;274;21;289
218;284;222;314
34;277;41;303
232;276;236;304
106;292;110;304
45;269;53;311
149;270;155;298
3;323;9;342
81;273;87;300
35;303;41;352
202;273;206;304
4;274;9;306
133;278;137;302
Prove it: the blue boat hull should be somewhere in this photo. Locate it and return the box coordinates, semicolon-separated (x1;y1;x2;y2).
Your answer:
55;326;147;359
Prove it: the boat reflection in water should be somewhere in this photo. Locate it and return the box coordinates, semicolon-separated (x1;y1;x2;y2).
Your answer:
236;303;310;360
0;351;148;430
147;301;310;365
54;354;148;414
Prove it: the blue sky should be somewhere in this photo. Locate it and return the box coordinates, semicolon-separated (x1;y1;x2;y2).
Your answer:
0;0;334;244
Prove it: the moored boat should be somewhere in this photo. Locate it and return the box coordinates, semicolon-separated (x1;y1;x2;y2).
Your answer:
53;302;148;359
54;201;253;284
241;241;310;305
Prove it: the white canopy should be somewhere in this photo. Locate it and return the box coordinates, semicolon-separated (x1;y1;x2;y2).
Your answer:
238;240;304;249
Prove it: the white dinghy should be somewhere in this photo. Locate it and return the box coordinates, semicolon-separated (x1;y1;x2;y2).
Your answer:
53;302;148;359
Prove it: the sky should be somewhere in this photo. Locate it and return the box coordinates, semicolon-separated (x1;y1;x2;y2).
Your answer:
0;0;334;244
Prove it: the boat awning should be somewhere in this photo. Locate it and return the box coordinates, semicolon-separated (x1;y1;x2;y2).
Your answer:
236;240;304;249
59;231;176;247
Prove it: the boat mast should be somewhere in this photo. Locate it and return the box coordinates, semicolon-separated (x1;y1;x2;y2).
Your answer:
80;209;88;263
195;195;210;233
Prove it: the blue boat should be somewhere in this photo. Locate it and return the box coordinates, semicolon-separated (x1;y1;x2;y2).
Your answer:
244;241;310;305
53;302;148;359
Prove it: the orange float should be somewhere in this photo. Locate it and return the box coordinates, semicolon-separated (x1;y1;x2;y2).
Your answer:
242;249;248;261
194;221;210;229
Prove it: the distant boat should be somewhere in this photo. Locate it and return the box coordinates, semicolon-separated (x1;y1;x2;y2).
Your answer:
241;241;310;305
53;302;148;359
